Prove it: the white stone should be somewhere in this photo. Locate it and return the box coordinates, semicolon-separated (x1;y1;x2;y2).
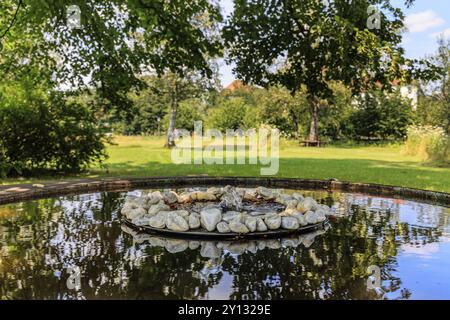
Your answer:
222;211;242;223
229;221;250;234
291;211;308;226
148;191;164;205
163;191;179;204
121;203;134;215
188;213;201;229
291;192;305;202
298;197;318;213
286;199;298;210
315;209;327;222
148;203;170;216
132;215;152;226
245;216;257;232
149;214;166;229
149;237;166;247
171;210;190;220
265;239;281;249
166;212;189;232
216;222;231;233
226;243;248;254
264;214;281;230
189;241;200;250
126;207;147;220
200;208;222;231
305;211;318;224
281;217;300;230
220;189;243;211
275;194;293;205
256;218;268;232
243;188;258;201
200;242;221;258
282;238;300;247
165;239;189;253
256;186;276;200
177;192;192;204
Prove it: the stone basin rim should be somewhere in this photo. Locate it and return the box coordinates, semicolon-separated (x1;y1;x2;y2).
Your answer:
122;218;329;240
0;176;449;206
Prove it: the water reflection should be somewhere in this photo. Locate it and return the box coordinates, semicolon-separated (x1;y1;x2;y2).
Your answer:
0;190;449;300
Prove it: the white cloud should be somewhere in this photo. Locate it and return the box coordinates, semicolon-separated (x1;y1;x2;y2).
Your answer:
431;28;450;40
405;10;445;33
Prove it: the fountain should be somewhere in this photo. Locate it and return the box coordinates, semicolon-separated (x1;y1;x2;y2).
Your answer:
121;186;330;239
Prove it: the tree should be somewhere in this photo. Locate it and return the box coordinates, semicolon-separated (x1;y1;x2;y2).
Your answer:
208;97;253;131
0;0;223;113
349;89;414;140
257;86;308;138
223;0;427;142
418;38;450;133
151;70;219;147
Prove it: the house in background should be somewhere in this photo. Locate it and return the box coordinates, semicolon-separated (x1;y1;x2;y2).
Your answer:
223;80;253;92
399;85;419;109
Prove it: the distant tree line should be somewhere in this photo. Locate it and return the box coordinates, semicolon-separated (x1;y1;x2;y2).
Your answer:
1;0;448;177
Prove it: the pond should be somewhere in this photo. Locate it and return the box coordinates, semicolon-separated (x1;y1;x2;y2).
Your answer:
0;188;449;300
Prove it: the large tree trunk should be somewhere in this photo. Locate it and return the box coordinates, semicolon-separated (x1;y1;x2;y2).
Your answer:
308;97;320;141
165;79;179;148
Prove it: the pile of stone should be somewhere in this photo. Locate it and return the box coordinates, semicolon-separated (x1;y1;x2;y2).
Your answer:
121;186;331;234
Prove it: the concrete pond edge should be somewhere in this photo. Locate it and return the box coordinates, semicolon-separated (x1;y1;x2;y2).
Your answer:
1;176;449;206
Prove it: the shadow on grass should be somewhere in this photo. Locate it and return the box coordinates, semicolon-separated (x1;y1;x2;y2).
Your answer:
95;158;450;192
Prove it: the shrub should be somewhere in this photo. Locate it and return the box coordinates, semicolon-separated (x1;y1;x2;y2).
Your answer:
0;93;109;177
404;125;450;162
208;97;253;131
348;90;414;140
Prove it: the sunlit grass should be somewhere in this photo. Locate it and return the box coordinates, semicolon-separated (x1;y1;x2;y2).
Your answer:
2;135;450;193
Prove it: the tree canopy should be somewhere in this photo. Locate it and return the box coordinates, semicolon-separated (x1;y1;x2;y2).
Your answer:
0;0;223;106
223;0;437;140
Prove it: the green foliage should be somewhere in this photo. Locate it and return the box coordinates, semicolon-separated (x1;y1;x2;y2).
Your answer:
223;0;433;140
256;86;307;138
317;83;354;141
0;92;109;177
0;0;223;110
224;0;419;97
163;99;205;132
416;96;448;129
208;97;253;131
404;125;449;162
347;90;414;140
417;38;450;133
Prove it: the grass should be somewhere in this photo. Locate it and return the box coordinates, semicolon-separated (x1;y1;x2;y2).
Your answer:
2;135;450;193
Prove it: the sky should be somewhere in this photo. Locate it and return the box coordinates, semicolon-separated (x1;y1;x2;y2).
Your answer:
218;0;450;87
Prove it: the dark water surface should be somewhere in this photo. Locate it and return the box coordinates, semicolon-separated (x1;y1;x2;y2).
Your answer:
0;188;449;300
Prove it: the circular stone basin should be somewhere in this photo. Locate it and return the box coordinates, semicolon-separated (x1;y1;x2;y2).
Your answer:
1;182;450;300
121;186;330;239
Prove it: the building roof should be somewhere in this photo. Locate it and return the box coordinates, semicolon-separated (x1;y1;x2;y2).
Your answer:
223;80;253;92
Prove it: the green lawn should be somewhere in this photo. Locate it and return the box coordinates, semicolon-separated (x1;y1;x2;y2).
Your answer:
2;135;450;193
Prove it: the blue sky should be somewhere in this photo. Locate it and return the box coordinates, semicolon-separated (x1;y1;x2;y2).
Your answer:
218;0;450;87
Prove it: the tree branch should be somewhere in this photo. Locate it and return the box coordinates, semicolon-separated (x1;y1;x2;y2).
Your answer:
0;0;23;40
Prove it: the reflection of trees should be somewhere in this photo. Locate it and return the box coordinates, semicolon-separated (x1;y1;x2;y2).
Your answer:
221;204;441;300
0;190;447;300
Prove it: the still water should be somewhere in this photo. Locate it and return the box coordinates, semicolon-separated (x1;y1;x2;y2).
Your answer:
0;188;449;300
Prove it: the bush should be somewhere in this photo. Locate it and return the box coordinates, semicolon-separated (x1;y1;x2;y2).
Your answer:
348;90;414;140
404;125;449;162
0;93;109;177
208;97;253;131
